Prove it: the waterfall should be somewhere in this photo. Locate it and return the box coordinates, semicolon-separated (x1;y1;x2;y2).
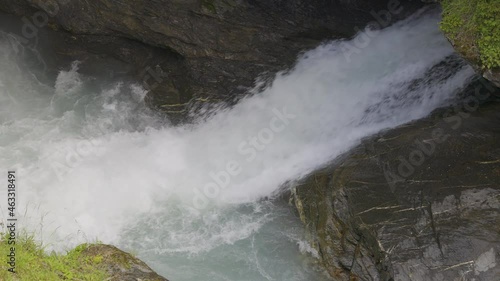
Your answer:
0;9;475;281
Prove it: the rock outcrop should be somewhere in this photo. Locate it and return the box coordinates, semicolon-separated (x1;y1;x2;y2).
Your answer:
81;244;169;281
292;78;500;280
0;0;425;121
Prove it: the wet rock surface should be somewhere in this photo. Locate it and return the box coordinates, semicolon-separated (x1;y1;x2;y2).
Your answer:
0;0;425;121
292;80;500;280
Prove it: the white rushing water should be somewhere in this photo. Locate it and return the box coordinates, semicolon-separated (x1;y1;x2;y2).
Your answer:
0;9;475;281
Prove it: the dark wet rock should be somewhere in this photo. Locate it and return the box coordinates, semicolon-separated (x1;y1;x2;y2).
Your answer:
0;0;426;121
484;69;500;89
82;244;169;281
292;80;500;280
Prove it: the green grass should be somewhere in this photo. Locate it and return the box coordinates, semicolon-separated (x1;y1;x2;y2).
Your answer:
440;0;500;69
0;233;108;281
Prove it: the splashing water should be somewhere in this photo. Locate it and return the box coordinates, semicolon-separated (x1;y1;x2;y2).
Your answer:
0;9;475;281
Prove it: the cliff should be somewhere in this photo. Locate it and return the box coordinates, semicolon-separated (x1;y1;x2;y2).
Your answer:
292;78;500;280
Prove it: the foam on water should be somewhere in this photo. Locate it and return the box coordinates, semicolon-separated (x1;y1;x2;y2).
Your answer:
0;9;475;280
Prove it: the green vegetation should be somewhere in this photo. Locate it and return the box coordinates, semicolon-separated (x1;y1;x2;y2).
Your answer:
201;0;217;14
440;0;500;69
0;233;108;281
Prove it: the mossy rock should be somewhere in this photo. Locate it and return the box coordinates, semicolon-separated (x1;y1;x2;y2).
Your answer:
80;244;169;281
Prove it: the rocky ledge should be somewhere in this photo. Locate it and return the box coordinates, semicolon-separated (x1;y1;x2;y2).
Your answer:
292;79;500;280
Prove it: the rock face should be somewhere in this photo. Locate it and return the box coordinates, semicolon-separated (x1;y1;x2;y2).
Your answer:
0;0;425;121
292;79;500;281
82;244;169;281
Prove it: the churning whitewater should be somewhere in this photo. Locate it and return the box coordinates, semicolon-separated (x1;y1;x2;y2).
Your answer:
0;10;474;281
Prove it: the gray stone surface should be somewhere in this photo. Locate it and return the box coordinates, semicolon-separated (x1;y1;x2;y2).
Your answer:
293;80;500;280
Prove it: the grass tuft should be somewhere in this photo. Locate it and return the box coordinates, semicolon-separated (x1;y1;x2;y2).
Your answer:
0;232;108;281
